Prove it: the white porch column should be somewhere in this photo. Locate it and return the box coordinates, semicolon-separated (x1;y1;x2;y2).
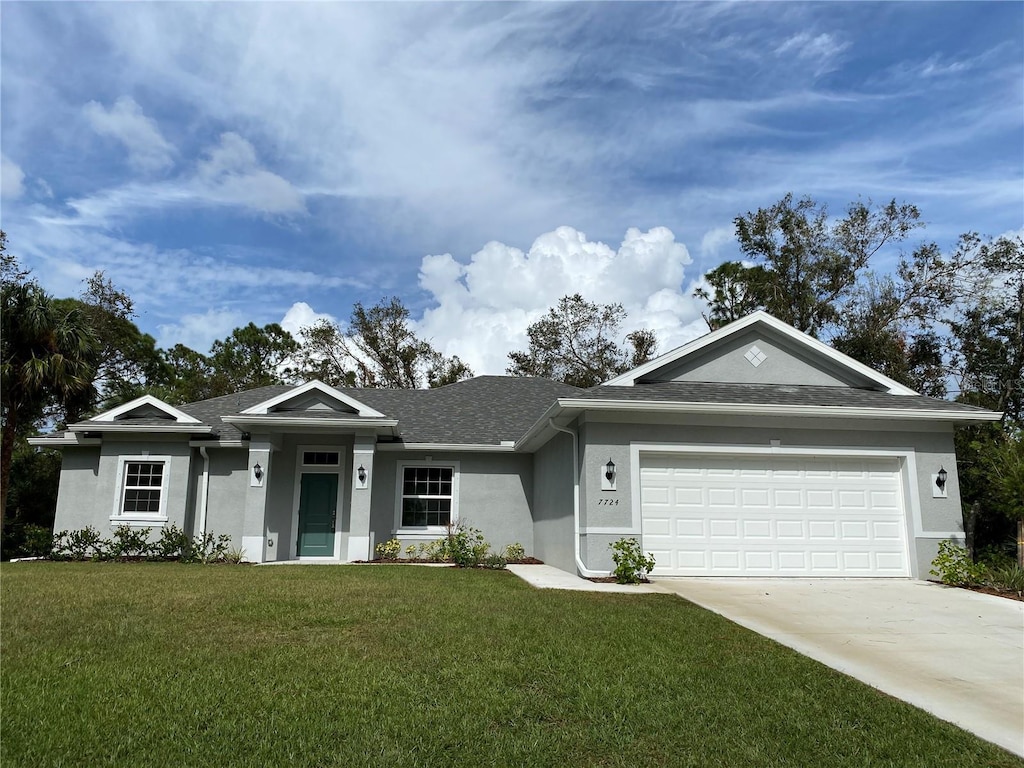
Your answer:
347;435;376;561
241;439;274;563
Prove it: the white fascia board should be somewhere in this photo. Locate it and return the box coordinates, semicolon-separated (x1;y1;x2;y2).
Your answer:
376;442;516;453
188;439;247;448
602;311;919;395
222;415;399;429
91;394;202;423
27;434;102;447
239;379;387;418
556;397;1004;423
514;402;584;452
67;423;214;434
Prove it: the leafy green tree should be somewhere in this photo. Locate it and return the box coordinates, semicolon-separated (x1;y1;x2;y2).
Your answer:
698;194;924;336
693;261;772;330
53;272;169;419
985;432;1024;566
1;250;98;526
298;297;472;389
209;322;300;392
506;294;657;388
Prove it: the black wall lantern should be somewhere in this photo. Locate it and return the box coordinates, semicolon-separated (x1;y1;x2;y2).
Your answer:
357;465;367;484
604;459;616;482
935;467;947;491
253;463;264;482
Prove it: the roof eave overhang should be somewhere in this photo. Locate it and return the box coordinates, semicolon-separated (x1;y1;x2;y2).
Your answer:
222;415;400;432
515;398;1003;452
66;423;214;434
376;442;516;453
27;434;103;447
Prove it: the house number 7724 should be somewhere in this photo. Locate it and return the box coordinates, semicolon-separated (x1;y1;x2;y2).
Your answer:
597;498;619;506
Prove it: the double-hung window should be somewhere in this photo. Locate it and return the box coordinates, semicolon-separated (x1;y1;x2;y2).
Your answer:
398;464;458;529
112;456;170;524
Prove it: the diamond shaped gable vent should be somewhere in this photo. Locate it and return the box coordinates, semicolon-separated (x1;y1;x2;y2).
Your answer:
744;345;767;367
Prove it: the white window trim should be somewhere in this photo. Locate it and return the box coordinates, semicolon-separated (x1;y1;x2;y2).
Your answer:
110;455;171;526
394;460;460;536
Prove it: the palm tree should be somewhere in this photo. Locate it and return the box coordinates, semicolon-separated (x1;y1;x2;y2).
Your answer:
1;279;98;527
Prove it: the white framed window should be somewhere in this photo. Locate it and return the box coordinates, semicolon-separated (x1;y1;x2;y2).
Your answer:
302;450;340;466
395;461;460;533
111;455;170;524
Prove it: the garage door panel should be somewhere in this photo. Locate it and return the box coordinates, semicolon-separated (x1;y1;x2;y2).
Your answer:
642;453;909;577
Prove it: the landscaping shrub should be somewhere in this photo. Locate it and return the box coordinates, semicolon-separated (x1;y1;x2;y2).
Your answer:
503;542;526;562
375;538;402;561
108;525;154;559
609;537;656;584
2;523;55;559
443;521;490;567
930;540;987;586
52;527;106;561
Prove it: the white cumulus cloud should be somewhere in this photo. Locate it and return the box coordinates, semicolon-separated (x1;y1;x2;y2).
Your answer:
157;308;248;352
83;96;176;173
1;154;26;199
415;226;708;376
280;302;337;341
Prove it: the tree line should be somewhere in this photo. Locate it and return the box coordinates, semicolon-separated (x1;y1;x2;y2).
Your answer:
2;193;1022;559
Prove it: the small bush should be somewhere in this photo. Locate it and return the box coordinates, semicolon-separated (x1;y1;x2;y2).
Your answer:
986;563;1024;595
405;544;418;559
504;542;526;562
444;521;490;567
109;526;154;559
155;524;191;560
53;527;106;561
375;538;402;561
223;546;247;565
930;540;987;586
482;552;507;570
609;537;656;584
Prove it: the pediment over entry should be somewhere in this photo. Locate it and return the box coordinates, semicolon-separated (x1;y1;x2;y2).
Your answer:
240;380;387;418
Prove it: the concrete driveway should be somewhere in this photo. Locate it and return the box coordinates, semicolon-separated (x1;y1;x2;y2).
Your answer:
652;578;1024;757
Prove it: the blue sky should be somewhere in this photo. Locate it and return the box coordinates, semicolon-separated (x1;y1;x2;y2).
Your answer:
2;2;1021;375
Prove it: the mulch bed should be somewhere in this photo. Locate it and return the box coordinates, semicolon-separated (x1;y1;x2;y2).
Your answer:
584;576;651;584
963;585;1024;602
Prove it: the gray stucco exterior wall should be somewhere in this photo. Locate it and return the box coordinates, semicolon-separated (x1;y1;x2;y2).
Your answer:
368;451;534;557
650;328;874;388
575;414;964;577
52;437;193;536
530;431;576;573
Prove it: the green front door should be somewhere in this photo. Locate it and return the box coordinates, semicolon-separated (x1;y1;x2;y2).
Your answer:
298;473;338;557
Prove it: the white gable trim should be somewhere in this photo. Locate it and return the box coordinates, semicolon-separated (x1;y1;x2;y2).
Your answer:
602;311;919;395
91;394;202;424
240;380;387;418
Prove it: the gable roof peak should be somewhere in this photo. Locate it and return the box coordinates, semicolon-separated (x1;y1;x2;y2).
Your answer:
602;310;919;396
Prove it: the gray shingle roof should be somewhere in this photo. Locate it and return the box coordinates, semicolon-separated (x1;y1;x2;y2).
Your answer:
173;376;582;444
63;377;993;447
574;381;994;414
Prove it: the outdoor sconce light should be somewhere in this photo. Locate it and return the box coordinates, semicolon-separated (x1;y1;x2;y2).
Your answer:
358;465;367;484
935;467;947;491
253;463;263;482
605;459;616;482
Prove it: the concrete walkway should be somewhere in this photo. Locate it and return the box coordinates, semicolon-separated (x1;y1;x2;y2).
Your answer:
507;564;663;593
652;578;1024;757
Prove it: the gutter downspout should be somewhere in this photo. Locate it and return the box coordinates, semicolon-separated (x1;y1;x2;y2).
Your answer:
549;419;606;578
198;446;211;539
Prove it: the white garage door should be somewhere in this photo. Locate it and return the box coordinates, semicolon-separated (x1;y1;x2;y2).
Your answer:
640;453;910;577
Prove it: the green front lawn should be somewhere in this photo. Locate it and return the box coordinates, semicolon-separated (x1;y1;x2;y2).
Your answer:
1;563;1019;767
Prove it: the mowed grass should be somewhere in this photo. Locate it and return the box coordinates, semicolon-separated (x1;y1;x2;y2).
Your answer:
2;564;1020;768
